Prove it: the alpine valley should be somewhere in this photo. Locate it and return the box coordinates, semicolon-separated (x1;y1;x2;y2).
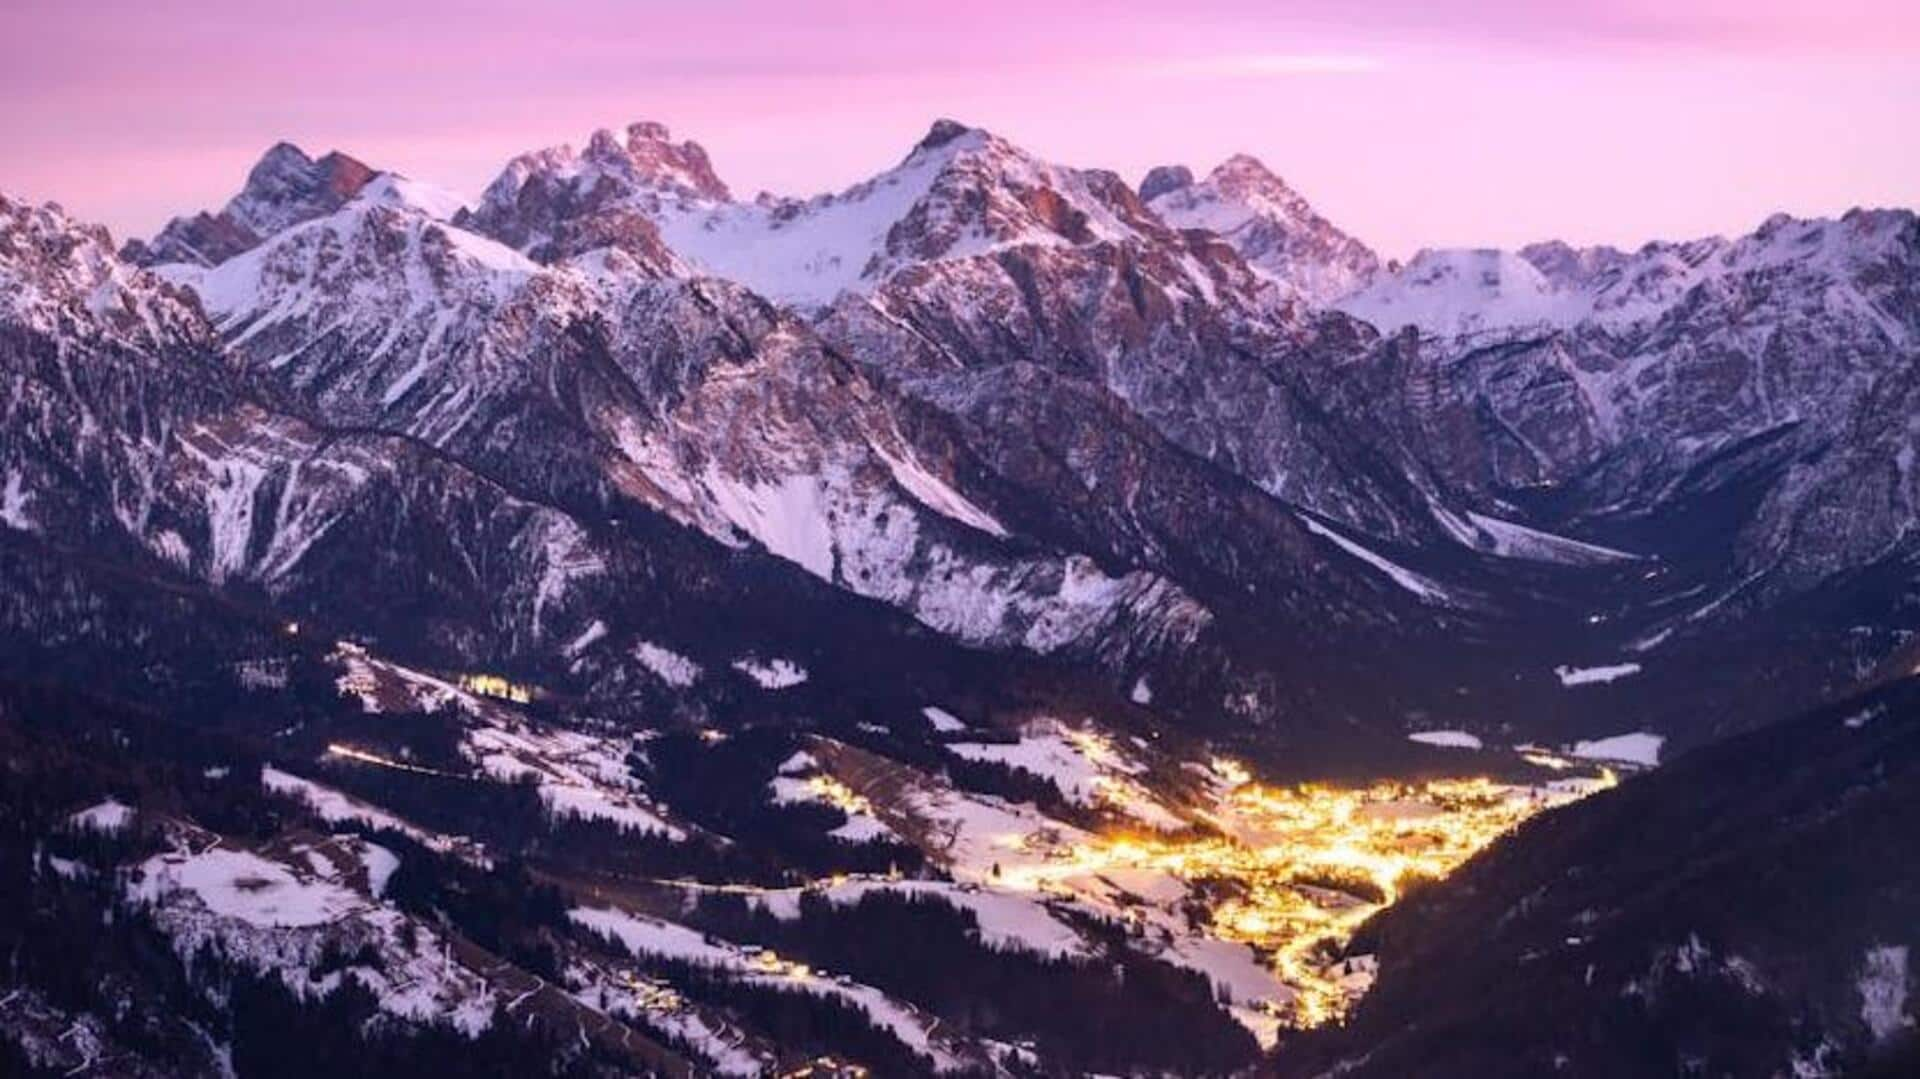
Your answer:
1;118;1915;1078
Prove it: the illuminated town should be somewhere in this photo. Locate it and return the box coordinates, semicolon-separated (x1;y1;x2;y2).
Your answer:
997;763;1617;1028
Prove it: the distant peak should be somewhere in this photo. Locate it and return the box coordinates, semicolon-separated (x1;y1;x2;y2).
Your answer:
1211;153;1285;185
244;142;316;188
585;127;625;159
626;120;673;143
915;118;978;154
1139;165;1195;203
256;141;312;167
571;120;730;201
1201;154;1316;218
243;142;375;196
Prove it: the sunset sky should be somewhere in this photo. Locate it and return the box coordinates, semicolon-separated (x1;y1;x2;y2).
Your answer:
4;0;1916;257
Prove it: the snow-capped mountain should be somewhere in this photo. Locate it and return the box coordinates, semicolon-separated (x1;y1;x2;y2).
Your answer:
468;119;1195;310
456;121;714;268
4;114;1919;1078
1336;209;1915;339
795;122;1448;547
16;117;1919;749
1329;210;1919;591
1143;154;1382;305
170;158;1239;668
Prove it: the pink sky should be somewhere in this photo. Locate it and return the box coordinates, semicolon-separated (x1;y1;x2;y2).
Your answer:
3;0;1916;257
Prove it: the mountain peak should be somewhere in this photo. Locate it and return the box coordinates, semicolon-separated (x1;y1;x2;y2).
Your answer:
517;120;730;204
1139;165;1195;203
457;122;715;265
626;119;674;143
1146;154;1378;305
238;143;376;211
617;120;729;201
124;141;380;267
915;118;978;155
252;140;311;171
1205;154;1306;206
2;191;204;349
1215;152;1276;176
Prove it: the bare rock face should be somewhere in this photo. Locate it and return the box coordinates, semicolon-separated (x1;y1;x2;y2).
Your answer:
122;143;378;266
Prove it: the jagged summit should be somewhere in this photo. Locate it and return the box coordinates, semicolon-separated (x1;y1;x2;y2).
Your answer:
1;191;208;350
1145;153;1380;305
457;115;1172;306
124;142;379;268
233;143;376;231
476;120;730;210
457;120;725;265
913;117;977;155
583;120;732;201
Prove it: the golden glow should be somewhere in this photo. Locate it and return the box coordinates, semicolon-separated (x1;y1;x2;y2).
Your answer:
324;742;466;780
458;673;536;704
996;770;1615;1028
804;775;875;819
749;948;814;981
1061;727;1128;770
616;971;683;1012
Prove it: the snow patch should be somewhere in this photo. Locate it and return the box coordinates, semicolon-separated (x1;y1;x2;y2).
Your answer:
632;641;701;687
0;471;33;531
67;799;134;835
871;441;1008;538
130;847;360;929
1859;945;1912;1045
700;469;835;579
359;843;400;898
731;657;808;689
1843;705;1885;730
563;619;609;657
946;720;1181;830
130;843;496;1035
922;706;966;733
1300;515;1450;604
1570;732;1664;767
1407;730;1484;750
1457;510;1640;566
1335;247;1584;337
538;784;685;839
1555;662;1642;687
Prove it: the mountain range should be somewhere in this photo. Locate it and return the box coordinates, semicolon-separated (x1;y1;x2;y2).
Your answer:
2;118;1915;1076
